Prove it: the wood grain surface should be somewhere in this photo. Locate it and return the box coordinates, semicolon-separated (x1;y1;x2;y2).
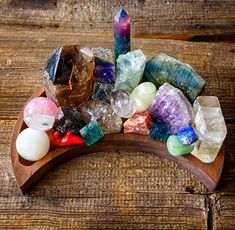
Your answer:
0;1;235;229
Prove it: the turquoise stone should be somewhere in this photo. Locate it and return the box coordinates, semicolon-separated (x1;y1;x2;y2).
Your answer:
92;82;114;103
115;50;147;93
167;135;194;156
143;53;205;102
149;123;170;142
79;121;104;146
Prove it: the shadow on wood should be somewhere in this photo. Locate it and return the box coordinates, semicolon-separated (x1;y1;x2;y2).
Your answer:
11;87;224;194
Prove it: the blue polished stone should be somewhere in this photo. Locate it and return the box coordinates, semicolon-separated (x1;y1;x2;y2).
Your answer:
177;125;198;145
149;122;170;142
80;121;104;146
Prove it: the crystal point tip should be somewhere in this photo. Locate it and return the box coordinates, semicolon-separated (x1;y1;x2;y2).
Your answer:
114;8;129;22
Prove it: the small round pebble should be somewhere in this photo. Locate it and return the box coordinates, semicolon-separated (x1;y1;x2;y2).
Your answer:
16;128;50;161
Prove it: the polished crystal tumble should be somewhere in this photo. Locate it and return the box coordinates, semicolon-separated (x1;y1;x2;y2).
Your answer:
94;58;115;85
191;96;227;163
53;108;86;136
80;100;122;134
115;50;147;93
124;111;152;135
177;125;198;145
92;82;114;103
80;121;104;146
150;83;193;134
131;82;157;112
111;89;137;118
23;97;58;131
143;53;205;102
167;135;194;157
44;45;95;108
149;123;170;142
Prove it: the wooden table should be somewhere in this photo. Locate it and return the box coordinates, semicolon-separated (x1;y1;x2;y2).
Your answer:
0;1;234;229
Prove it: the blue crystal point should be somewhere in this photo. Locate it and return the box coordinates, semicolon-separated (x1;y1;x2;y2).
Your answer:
177;125;198;145
114;8;129;22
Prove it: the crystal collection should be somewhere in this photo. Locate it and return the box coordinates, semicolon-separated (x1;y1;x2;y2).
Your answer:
16;8;226;164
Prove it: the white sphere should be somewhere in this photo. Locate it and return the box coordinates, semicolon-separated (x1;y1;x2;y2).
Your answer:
16;128;50;161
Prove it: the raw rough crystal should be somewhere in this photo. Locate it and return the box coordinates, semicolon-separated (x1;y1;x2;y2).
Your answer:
53;108;86;136
149;123;170;142
80;100;122;134
92;47;113;62
80;121;104;146
44;45;95;108
115;50;147;93
191;96;227;163
23;97;58;131
94;58;115;85
177;125;198;145
111;89;137;118
167;135;194;156
92;82;114;103
143;53;205;102
124;111;152;135
150;83;193;134
131;82;157;112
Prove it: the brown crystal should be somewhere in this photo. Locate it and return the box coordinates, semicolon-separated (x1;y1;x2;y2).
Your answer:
43;45;95;108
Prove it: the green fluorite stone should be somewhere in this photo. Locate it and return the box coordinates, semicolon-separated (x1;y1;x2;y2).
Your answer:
115;49;147;93
80;121;104;146
143;53;205;102
167;135;194;156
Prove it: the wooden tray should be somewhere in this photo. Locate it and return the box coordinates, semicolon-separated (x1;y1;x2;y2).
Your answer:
11;87;225;194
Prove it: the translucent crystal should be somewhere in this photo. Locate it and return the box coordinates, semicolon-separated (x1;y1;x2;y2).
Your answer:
80;100;122;134
191;96;227;163
92;82;114;103
111;89;137;118
115;50;147;93
44;45;95;108
92;47;113;62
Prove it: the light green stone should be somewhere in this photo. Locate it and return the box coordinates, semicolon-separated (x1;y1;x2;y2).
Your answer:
131;82;157;112
115;49;147;93
167;135;194;156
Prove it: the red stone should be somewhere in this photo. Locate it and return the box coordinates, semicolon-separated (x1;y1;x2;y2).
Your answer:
123;111;152;135
51;131;85;146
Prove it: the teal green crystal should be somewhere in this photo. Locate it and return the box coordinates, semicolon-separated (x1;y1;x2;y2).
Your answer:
79;121;104;146
167;135;194;156
115;50;147;93
143;53;205;102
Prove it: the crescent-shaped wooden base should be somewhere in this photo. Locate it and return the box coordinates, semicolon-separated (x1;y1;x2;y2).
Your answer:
11;87;224;194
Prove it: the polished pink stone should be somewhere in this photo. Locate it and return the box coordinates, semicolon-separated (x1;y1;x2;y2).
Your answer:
23;97;58;131
24;97;58;118
123;111;152;135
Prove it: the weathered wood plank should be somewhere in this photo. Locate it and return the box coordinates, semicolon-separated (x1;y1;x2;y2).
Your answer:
211;195;235;230
0;193;208;229
0;25;234;120
0;0;234;37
